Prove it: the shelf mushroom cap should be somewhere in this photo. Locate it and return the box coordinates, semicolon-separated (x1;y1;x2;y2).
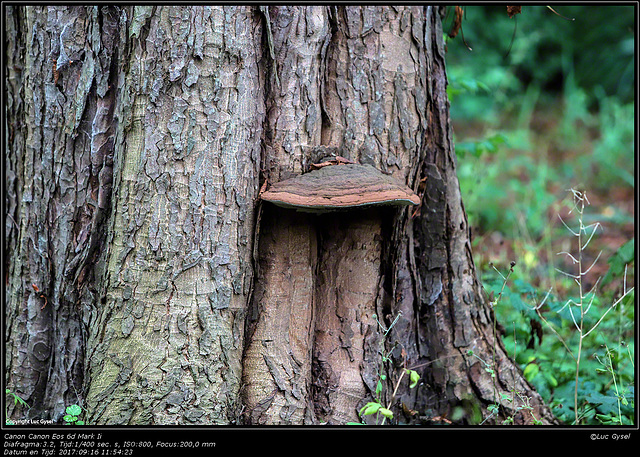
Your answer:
261;164;420;212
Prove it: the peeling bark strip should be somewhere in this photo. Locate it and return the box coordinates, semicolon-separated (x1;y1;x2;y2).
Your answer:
83;6;264;424
242;209;317;424
5;6;118;421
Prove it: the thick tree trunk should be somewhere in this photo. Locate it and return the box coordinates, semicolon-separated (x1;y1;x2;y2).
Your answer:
5;6;118;420
5;5;557;425
82;6;264;424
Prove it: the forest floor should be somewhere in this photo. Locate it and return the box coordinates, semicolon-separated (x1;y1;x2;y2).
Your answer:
452;103;635;425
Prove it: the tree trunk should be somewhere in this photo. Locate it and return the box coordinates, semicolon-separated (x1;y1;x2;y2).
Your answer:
5;5;119;420
5;5;557;425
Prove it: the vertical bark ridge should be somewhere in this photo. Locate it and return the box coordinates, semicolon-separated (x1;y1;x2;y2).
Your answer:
312;210;382;424
84;6;263;424
242;209;317;424
247;6;430;425
260;6;330;182
388;6;556;424
241;6;329;424
5;6;119;421
322;6;426;184
318;6;429;421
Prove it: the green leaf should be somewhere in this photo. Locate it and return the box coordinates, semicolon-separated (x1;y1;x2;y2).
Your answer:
375;380;383;397
523;363;539;381
602;239;634;285
596;414;615;425
66;404;82;416
359;402;382;417
542;371;558;388
379;408;394;419
63;415;77;423
407;369;420;389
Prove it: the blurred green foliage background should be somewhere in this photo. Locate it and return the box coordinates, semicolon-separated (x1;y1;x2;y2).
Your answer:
444;5;635;425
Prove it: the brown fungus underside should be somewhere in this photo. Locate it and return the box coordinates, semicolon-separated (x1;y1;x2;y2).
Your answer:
260;164;420;211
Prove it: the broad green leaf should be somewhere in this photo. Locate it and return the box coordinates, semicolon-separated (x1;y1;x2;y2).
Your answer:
407;369;420;388
542;371;558;388
523;363;539;381
66;404;82;416
360;402;381;416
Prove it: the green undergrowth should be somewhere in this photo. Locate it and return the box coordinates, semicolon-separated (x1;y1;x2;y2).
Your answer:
446;5;635;425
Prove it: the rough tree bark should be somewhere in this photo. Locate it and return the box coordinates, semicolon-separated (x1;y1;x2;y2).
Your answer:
5;5;557;425
5;5;119;420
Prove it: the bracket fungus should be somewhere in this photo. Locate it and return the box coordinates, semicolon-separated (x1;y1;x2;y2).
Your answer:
260;164;420;212
244;163;421;423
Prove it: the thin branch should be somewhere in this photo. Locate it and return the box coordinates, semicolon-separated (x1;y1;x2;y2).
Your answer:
582;251;602;276
583;287;635;339
557;297;579;312
536;308;575;360
557;251;579;264
585;275;602;298
491;263;506;281
528;287;553;311
582;223;602;250
567;303;581;332
583;287;598;316
555;267;580;279
558;214;579;236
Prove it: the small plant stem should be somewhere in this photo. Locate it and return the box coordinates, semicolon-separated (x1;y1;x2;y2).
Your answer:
608;349;622;425
574;335;583;424
573;194;586;425
380;369;407;426
489;262;515;414
535;308;575;360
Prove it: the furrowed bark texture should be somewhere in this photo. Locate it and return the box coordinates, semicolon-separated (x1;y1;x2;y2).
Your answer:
384;7;557;424
5;6;118;421
241;5;330;424
83;6;263;424
243;6;429;424
245;5;556;425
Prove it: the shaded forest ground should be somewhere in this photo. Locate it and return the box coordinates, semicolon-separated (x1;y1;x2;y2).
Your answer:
445;5;635;424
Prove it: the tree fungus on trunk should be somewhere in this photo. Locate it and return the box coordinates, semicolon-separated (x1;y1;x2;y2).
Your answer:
243;163;420;423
